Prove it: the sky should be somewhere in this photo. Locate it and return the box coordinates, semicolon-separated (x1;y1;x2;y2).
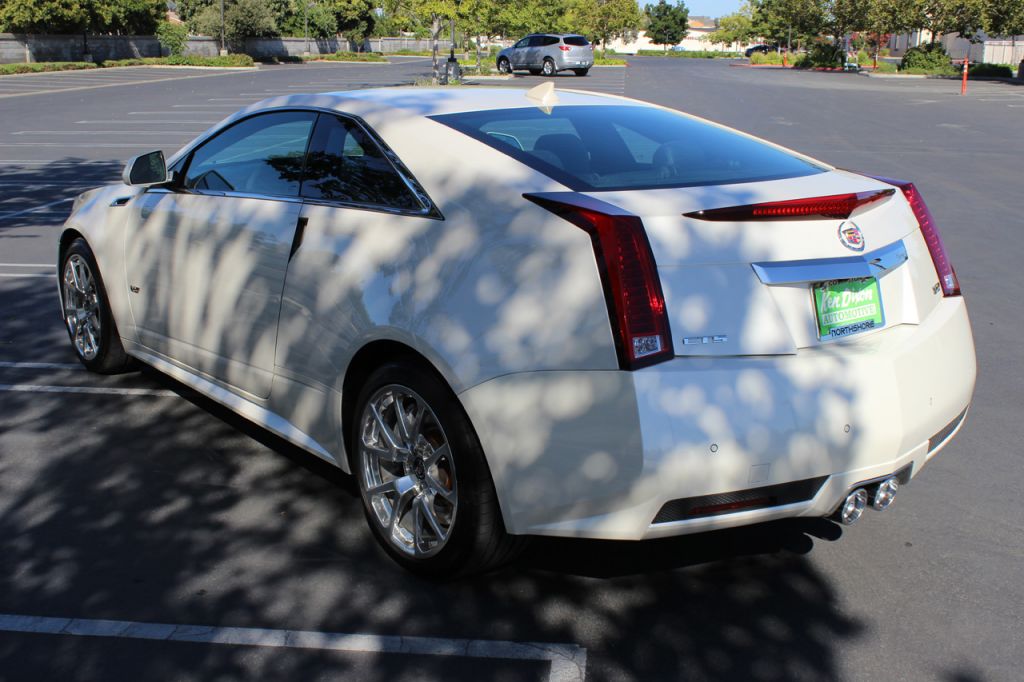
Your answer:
683;0;743;19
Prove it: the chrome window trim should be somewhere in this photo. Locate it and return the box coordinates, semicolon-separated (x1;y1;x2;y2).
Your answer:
165;105;443;220
751;240;908;285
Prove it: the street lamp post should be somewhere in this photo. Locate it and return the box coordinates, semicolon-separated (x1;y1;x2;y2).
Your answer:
219;0;227;56
304;1;310;57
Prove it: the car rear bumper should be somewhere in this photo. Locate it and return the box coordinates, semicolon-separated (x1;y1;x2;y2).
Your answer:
459;296;976;539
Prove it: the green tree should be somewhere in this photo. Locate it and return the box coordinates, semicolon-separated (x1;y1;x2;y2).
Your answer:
983;0;1024;63
707;2;758;45
225;0;279;41
330;0;376;48
156;20;190;55
568;0;644;53
645;0;689;51
0;0;164;34
904;0;985;43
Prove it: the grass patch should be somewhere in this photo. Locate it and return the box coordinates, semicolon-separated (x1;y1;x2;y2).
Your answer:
594;57;627;66
750;51;785;65
393;49;435;56
101;55;255;68
457;59;494;75
872;61;898;73
306;51;387;62
899;65;958;76
0;61;97;75
637;49;741;58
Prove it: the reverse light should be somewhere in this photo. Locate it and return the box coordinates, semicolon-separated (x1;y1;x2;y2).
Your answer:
866;175;961;297
684;189;894;221
525;194;674;370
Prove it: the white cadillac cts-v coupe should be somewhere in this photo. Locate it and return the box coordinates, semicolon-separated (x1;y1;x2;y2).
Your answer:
59;86;976;575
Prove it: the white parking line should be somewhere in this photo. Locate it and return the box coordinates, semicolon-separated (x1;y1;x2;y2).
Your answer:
11;130;201;136
0;613;587;682
76;120;218;125
0;197;72;221
0;361;80;370
0;384;177;397
0;274;57;278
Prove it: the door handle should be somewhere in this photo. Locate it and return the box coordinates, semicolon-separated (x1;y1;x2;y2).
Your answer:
289;216;308;262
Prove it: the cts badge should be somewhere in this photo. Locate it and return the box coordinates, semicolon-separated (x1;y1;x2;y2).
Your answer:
838;222;865;252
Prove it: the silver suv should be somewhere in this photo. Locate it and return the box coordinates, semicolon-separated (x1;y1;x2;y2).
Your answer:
496;34;594;77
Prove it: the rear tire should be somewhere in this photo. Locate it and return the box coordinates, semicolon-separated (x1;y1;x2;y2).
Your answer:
542;58;556;77
573;68;589;76
351;362;524;578
59;238;135;374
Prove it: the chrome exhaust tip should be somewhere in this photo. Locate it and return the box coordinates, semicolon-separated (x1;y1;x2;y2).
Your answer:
838;488;868;525
871;477;899;511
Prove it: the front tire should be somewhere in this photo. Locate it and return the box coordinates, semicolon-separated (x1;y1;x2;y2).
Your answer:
59;238;134;374
542;58;556;77
497;57;511;74
352;362;522;577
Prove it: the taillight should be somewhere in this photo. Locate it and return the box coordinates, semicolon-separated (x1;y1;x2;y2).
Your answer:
526;194;674;369
559;45;571;51
867;176;961;297
684;189;893;221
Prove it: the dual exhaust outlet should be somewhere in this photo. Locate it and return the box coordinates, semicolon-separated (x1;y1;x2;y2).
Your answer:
835;477;899;525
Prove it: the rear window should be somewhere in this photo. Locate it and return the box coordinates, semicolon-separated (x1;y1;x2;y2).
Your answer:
563;36;589;46
431;105;825;191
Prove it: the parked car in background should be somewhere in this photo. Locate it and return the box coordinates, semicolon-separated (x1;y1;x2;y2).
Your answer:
745;44;778;57
497;34;594;76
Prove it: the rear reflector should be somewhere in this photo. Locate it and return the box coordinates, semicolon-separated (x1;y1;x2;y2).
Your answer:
684;189;894;221
526;194;674;369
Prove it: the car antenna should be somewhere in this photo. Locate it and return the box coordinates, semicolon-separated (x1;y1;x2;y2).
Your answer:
526;82;558;114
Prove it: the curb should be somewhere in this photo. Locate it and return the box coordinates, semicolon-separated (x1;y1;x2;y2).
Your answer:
860;72;926;79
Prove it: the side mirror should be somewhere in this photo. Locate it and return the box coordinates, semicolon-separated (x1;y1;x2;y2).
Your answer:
122;150;168;186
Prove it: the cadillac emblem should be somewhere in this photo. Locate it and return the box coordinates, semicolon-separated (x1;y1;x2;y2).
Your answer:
838;221;865;252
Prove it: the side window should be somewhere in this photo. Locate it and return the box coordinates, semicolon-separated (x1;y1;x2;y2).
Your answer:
514;38;529;49
184;111;316;197
528;36;547;47
301;115;422;211
543;36;559;47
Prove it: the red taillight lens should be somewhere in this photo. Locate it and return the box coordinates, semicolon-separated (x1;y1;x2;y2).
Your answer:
684;189;894;221
559;45;571;51
866;176;961;297
526;195;674;369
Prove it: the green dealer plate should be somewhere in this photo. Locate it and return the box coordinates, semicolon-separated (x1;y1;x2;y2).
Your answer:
812;278;885;341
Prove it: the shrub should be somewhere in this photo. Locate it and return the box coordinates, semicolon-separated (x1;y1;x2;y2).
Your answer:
156;21;190;57
969;63;1013;78
637;49;741;58
101;55;255;68
794;43;843;68
0;62;97;75
856;49;870;65
901;44;952;72
307;51;387;62
750;51;783;65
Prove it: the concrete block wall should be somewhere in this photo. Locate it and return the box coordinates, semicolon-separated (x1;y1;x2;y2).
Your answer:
0;34;219;64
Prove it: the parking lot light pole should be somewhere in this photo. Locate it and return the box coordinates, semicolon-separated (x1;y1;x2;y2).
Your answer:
219;0;227;56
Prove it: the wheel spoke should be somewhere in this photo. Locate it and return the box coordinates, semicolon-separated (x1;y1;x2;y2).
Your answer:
424;443;449;468
389;477;417;536
365;478;397;498
394;395;413;447
418;495;448;542
370;402;403;454
70;259;84;293
426;473;455;502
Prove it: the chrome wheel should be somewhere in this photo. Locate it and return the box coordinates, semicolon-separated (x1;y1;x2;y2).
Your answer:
358;384;457;558
542;59;555;76
498;58;511;74
62;253;102;361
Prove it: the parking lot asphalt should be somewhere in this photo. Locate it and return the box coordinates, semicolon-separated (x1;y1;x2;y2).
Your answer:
0;57;1022;681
